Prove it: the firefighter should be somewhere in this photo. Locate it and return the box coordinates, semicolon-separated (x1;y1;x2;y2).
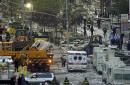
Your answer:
23;66;27;76
64;77;70;85
82;77;89;85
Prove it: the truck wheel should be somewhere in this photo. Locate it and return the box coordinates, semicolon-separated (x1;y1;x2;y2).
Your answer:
43;81;51;85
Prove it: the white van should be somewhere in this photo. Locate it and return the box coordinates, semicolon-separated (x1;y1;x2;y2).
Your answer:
67;51;87;71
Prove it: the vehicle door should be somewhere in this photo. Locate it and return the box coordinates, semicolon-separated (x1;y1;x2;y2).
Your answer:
30;74;38;82
67;55;74;65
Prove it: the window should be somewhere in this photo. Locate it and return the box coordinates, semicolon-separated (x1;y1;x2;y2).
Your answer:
74;56;77;60
37;73;52;78
114;74;130;80
78;56;82;60
69;57;73;61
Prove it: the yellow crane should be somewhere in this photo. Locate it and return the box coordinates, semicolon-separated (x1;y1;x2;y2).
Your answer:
0;41;53;72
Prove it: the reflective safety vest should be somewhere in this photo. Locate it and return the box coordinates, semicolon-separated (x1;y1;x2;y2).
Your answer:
23;66;27;76
18;66;27;76
64;80;70;85
18;65;23;75
83;80;89;85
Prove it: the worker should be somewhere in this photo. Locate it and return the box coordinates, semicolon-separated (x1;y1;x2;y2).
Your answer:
63;77;70;85
18;65;23;75
99;35;102;44
61;57;64;67
51;76;59;85
14;59;19;72
21;74;26;85
63;58;66;67
11;76;15;85
90;26;94;36
127;38;130;51
103;27;107;38
18;75;22;85
82;77;89;85
23;66;27;76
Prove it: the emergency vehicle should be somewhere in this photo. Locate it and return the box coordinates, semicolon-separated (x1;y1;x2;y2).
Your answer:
66;51;87;72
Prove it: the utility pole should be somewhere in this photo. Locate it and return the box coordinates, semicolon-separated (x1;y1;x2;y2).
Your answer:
10;0;13;22
129;0;130;19
66;0;69;50
21;0;25;29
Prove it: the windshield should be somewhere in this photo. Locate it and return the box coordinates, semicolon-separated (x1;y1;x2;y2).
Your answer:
37;73;52;78
29;73;52;78
114;74;130;80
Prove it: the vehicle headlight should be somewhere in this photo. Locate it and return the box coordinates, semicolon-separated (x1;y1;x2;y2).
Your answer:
48;59;52;63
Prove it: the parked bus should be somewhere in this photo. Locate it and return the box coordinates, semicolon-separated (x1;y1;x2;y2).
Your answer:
66;51;87;72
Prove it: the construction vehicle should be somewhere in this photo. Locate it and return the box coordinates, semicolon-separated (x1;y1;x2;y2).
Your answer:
7;22;33;50
13;29;34;51
0;40;53;72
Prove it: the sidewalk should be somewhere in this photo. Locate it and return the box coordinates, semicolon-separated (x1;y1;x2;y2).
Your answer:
86;26;110;44
93;24;127;50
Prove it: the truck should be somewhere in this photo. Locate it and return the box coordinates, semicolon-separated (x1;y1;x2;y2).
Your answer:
0;40;53;72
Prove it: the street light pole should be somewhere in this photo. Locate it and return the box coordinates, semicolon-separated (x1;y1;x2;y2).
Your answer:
21;0;25;29
25;2;33;39
129;0;130;19
66;0;69;50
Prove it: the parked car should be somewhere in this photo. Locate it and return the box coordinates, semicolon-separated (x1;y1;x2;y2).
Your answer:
25;72;54;85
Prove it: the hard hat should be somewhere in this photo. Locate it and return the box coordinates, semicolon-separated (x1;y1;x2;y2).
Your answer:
7;27;16;34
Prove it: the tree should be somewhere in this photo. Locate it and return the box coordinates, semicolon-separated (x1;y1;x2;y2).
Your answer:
32;0;64;27
109;0;128;15
33;0;64;14
100;0;128;16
